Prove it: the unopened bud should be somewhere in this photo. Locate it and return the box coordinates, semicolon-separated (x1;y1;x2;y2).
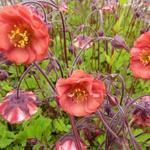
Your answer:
111;35;129;50
0;69;8;81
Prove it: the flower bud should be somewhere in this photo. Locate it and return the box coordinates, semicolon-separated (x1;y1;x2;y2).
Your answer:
111;35;129;50
0;69;8;81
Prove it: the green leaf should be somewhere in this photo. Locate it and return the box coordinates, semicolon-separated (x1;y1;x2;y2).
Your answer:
0;123;16;148
53;118;71;132
120;0;127;5
113;9;125;33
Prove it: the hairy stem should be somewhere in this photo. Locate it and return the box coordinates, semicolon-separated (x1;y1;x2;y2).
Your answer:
69;115;82;150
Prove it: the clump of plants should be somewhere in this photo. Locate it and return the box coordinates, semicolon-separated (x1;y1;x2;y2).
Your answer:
0;0;149;149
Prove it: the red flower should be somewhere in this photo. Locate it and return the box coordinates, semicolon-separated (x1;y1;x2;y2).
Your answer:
132;96;150;127
130;32;150;79
56;138;86;150
73;35;93;49
0;90;38;124
0;4;49;64
56;70;105;117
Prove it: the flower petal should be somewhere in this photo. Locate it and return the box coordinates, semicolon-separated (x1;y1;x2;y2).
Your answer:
0;23;12;51
6;48;29;64
130;60;150;79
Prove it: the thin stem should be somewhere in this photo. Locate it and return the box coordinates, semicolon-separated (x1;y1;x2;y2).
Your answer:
16;64;34;99
60;12;68;67
69;115;82;150
33;74;45;98
97;110;119;140
48;51;64;78
34;63;55;94
70;39;93;75
125;121;141;150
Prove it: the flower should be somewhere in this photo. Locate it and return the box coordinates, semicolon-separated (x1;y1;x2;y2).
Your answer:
130;32;150;79
56;138;86;150
132;96;150;127
73;35;93;49
0;4;49;64
59;2;68;13
101;4;115;12
0;90;38;124
56;70;105;117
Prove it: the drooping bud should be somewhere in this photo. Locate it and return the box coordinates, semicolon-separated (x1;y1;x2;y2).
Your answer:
0;69;8;81
111;35;129;50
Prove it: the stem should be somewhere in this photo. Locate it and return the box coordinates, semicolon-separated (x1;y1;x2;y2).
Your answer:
125;120;141;150
33;74;45;98
69;115;82;150
70;39;93;75
16;64;34;99
97;110;119;140
33;63;55;94
60;12;68;67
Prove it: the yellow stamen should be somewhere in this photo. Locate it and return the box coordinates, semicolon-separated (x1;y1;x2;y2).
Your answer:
9;25;30;48
140;51;150;65
72;88;88;103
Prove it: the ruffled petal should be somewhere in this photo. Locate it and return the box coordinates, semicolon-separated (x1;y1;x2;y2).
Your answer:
71;70;93;79
5;48;29;64
31;38;49;56
134;32;150;49
130;60;150;79
0;23;12;51
26;47;36;64
85;96;102;113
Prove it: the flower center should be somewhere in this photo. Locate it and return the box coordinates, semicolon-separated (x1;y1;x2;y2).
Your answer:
72;88;88;103
140;50;150;65
9;25;30;48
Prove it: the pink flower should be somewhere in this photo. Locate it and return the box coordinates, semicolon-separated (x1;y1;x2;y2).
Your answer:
132;96;150;127
59;2;68;13
0;90;38;124
73;35;93;49
0;4;50;64
56;138;86;150
56;70;105;117
102;4;115;12
130;32;150;79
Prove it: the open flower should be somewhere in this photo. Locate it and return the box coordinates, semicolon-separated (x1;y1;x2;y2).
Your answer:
0;90;38;124
73;35;93;49
0;4;49;64
132;96;150;127
56;70;105;117
56;138;86;150
130;32;150;79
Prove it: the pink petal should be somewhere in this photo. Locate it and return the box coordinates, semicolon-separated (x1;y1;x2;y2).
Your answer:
31;38;49;56
6;48;29;64
4;107;28;124
130;60;150;79
27;101;38;115
0;23;12;51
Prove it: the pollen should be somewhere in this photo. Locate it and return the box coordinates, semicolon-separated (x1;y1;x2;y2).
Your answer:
140;50;150;65
9;25;30;48
72;88;88;103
